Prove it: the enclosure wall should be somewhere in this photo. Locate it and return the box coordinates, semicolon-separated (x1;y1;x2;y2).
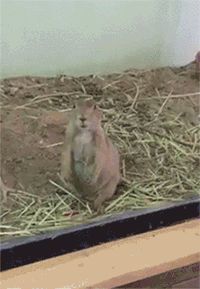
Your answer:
1;0;200;77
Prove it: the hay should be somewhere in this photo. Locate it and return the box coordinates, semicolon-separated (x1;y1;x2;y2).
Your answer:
1;68;200;239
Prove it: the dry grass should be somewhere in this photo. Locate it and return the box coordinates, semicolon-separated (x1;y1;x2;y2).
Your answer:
1;68;200;239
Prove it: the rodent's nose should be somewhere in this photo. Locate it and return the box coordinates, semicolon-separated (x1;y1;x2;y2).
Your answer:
80;117;86;123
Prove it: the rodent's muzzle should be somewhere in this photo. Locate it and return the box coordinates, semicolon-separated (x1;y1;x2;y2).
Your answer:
79;117;87;128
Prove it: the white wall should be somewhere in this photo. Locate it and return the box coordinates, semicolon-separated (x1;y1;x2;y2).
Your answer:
0;0;200;78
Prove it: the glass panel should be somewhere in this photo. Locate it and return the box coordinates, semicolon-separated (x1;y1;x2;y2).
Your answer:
1;0;199;241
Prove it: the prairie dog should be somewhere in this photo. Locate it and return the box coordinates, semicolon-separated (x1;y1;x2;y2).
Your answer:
61;99;120;210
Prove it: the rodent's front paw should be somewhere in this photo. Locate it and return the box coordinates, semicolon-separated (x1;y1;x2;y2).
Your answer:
93;198;104;214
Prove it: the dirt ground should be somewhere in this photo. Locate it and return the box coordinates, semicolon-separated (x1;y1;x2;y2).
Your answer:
0;62;199;238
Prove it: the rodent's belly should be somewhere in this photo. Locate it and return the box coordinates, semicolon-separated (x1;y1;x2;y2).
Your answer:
72;133;97;197
74;161;94;183
73;161;97;199
73;132;93;161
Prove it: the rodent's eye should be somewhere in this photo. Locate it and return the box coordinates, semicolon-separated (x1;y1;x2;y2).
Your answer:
94;104;97;110
73;104;76;109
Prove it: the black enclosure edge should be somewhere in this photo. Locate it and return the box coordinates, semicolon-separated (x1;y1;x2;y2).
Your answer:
0;196;199;271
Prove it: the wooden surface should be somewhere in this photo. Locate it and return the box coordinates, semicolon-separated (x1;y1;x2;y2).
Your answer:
0;219;199;289
116;262;200;288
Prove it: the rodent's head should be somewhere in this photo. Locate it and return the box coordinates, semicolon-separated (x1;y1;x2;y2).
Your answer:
71;99;102;132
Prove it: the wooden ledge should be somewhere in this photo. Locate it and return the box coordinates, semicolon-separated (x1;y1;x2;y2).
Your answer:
0;219;199;289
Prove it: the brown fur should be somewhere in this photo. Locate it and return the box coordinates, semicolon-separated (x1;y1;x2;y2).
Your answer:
61;99;120;210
